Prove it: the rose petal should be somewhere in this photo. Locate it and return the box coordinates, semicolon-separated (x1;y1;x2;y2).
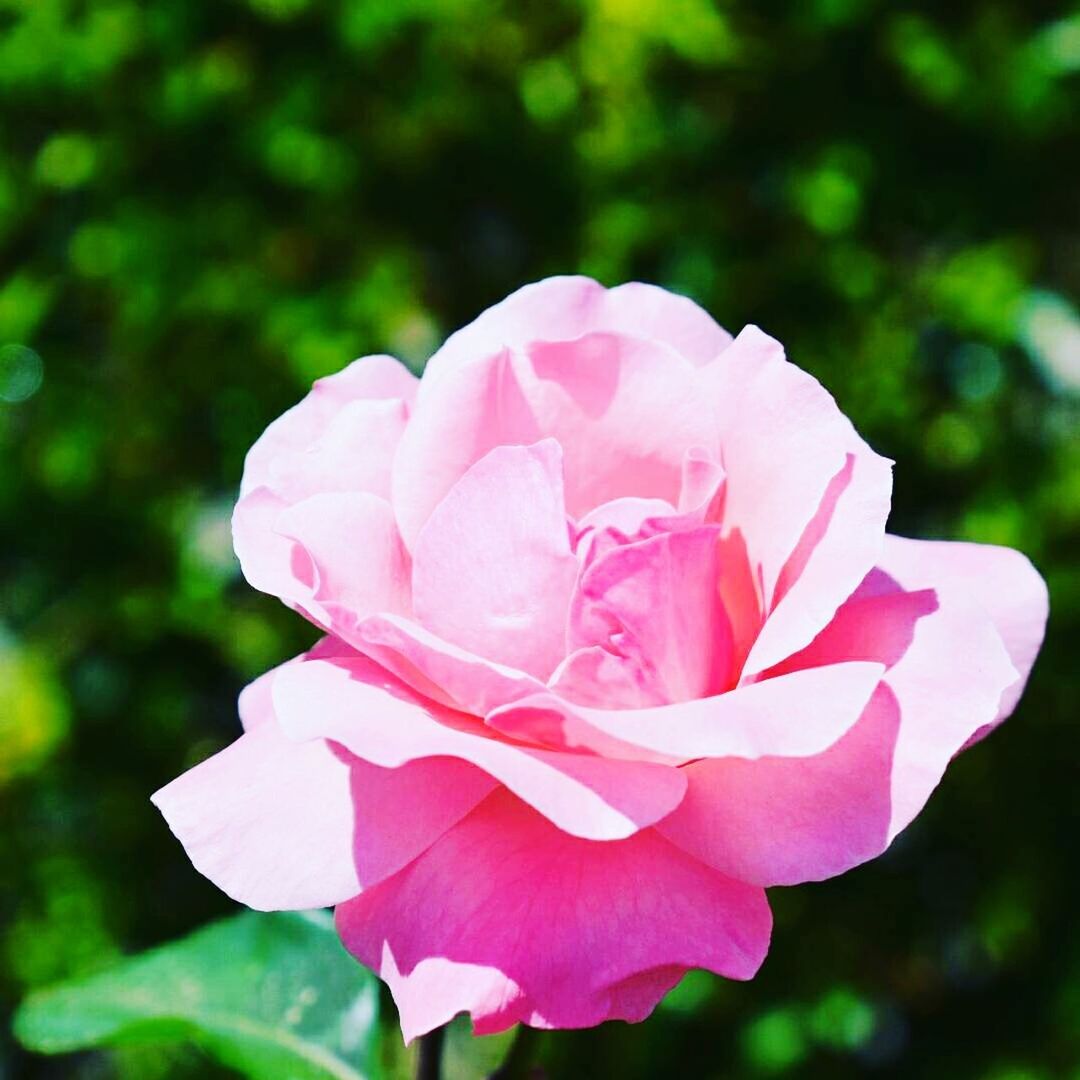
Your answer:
266;397;409;504
393;332;714;545
572;447;726;566
335;788;769;1041
488;660;884;763
348;756;498;886
234;489;411;634
348;613;546;714
420;276;731;391
151;719;361;911
242;355;417;498
549;645;669;710
568;526;733;704
272;652;687;840
275;492;412;626
411;440;579;680
879;534;1048;730
697;326;893;678
658;561;1018;885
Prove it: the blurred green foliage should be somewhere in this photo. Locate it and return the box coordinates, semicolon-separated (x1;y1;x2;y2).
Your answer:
0;0;1077;1077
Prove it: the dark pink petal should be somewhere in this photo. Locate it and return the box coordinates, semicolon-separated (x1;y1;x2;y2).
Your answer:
568;526;733;703
272;652;687;840
347;756;497;887
335;789;769;1041
658;561;1017;886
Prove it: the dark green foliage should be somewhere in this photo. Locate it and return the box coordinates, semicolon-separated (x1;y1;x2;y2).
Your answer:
0;0;1077;1077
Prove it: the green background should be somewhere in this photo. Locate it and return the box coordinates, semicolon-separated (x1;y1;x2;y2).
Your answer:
1;0;1078;1076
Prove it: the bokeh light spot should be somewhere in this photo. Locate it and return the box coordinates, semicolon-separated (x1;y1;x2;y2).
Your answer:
0;344;44;403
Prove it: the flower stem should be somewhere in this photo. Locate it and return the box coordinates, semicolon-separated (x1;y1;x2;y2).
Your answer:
416;1025;446;1080
488;1024;543;1079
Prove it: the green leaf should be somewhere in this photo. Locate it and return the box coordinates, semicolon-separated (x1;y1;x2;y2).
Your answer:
12;910;379;1080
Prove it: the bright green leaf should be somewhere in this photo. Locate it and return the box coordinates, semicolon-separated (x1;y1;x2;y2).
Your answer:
13;910;380;1080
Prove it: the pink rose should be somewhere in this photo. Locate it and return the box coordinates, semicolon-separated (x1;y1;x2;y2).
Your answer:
153;277;1047;1040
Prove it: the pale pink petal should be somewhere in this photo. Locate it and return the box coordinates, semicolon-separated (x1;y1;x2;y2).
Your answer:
659;563;1018;885
602;281;733;365
411;441;579;680
677;446;726;514
266;397;409;504
574;495;677;561
697;326;893;677
151;720;360;911
548;645;668;710
242;355;417;497
420;276;731;391
393;332;714;545
568;526;733;703
572;448;725;566
235;637;360;740
274;492;412;626
236;638;351;732
880;534;1048;728
335;789;770;1041
232;486;295;602
237;659;283;732
487;661;884;764
272;653;687;840
348;613;545;714
234;488;412;634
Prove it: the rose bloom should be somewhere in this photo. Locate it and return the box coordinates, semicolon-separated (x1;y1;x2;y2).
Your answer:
154;278;1047;1040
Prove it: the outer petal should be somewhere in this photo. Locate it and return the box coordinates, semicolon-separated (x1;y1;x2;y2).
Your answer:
420;276;731;391
335;789;770;1041
487;661;884;764
879;534;1048;727
234;490;411;633
658;563;1018;886
393;332;714;545
151;718;361;911
272;652;687;840
242;355;417;498
698;326;893;678
275;492;412;626
232;486;295;601
265;397;409;504
601;281;733;365
347;756;497;887
411;441;579;680
154;643;497;905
